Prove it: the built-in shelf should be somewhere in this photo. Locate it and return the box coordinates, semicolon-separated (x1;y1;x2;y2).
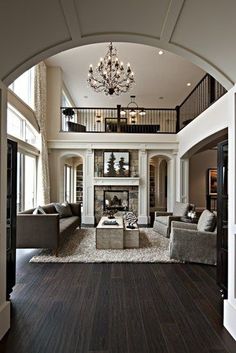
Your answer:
93;177;140;186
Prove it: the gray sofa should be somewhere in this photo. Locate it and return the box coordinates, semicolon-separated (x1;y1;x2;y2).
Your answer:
153;202;190;238
169;211;217;265
17;203;81;253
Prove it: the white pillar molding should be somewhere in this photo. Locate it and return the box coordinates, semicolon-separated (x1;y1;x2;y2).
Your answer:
0;81;10;339
167;154;176;212
83;148;94;225
138;149;149;225
181;158;189;203
224;91;236;340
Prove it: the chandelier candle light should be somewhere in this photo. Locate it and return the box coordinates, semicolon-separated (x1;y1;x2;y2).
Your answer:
87;42;135;96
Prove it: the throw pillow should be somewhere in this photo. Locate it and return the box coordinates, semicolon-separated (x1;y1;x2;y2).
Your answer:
197;209;216;232
33;206;46;215
54;201;73;218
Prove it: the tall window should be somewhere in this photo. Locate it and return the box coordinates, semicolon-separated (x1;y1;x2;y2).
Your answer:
7;105;38;147
9;67;35;109
64;164;72;202
61;89;76;131
17;152;37;212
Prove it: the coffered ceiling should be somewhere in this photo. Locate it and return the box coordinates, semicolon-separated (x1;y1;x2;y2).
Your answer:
46;42;205;108
0;0;235;91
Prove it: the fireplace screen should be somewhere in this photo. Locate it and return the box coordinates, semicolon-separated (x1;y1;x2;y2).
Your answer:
104;190;129;211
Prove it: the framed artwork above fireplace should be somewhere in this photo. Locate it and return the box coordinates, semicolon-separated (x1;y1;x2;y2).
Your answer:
104;190;129;211
103;151;130;177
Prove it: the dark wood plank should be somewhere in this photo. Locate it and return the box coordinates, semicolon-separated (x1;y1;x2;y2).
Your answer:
122;264;149;353
108;277;128;353
150;264;208;353
1;253;236;353
89;264;111;352
132;264;169;353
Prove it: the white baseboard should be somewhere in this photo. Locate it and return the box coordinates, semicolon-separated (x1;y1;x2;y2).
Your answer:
224;299;236;341
0;301;10;340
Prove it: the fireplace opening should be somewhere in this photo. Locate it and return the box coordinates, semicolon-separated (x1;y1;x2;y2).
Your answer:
104;190;129;211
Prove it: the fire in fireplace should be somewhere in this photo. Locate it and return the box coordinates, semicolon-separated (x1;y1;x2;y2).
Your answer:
104;190;129;211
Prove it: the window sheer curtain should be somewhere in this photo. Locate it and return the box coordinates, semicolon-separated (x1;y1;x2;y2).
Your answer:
34;62;50;205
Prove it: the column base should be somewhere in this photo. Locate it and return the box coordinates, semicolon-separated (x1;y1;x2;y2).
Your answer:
138;216;149;226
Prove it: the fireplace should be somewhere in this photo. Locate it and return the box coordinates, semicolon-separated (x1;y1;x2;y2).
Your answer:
104;190;129;211
94;186;138;224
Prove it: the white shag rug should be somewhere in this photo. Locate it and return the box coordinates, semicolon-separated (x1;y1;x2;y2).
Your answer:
30;228;177;263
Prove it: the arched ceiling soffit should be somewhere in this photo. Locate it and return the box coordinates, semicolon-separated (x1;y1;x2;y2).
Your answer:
0;0;234;89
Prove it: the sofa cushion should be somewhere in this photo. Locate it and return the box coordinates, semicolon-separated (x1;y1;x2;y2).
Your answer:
59;216;80;237
42;203;57;214
156;216;169;226
33;206;46;215
197;210;216;232
54;202;73;218
173;202;189;216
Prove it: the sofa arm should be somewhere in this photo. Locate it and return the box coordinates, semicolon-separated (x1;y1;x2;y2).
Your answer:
171;221;197;230
17;214;60;248
155;211;172;218
169;227;216;264
167;216;182;228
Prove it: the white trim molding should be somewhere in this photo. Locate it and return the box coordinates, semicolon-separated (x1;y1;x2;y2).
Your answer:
94;177;140;186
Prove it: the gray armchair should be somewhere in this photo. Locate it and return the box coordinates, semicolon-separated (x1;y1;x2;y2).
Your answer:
153;202;189;238
169;211;217;265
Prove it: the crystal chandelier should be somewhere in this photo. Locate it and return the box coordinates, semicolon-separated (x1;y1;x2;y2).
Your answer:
87;42;135;96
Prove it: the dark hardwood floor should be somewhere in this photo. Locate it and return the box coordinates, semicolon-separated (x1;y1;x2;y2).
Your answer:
1;250;236;353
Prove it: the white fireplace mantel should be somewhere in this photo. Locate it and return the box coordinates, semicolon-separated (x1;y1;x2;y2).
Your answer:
93;177;140;186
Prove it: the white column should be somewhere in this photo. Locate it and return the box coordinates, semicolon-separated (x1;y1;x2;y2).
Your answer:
224;91;236;340
0;81;10;339
167;154;176;212
138;148;149;225
181;158;189;203
175;155;189;203
83;149;94;225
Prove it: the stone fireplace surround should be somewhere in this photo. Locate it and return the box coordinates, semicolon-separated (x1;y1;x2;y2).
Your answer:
94;149;139;224
94;185;139;224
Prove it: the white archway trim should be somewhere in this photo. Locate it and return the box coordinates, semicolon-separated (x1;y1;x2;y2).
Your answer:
148;151;176;212
177;89;233;159
2;34;233;91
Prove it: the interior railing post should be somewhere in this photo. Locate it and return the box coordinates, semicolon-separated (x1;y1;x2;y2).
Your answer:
175;105;180;132
117;104;121;133
209;75;216;105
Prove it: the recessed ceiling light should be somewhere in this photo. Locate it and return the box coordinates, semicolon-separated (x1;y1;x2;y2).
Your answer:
158;50;164;55
187;82;191;87
84;95;88;98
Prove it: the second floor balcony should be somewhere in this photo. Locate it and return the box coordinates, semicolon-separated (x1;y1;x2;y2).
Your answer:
60;74;227;135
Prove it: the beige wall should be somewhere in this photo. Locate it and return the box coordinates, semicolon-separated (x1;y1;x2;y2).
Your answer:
46;66;62;140
189;149;217;209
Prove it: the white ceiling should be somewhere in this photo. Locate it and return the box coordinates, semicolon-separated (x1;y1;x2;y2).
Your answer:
1;0;235;91
46;42;205;108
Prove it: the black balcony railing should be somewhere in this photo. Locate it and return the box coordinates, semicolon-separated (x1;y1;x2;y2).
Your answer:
178;74;227;130
60;74;227;134
60;107;177;133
